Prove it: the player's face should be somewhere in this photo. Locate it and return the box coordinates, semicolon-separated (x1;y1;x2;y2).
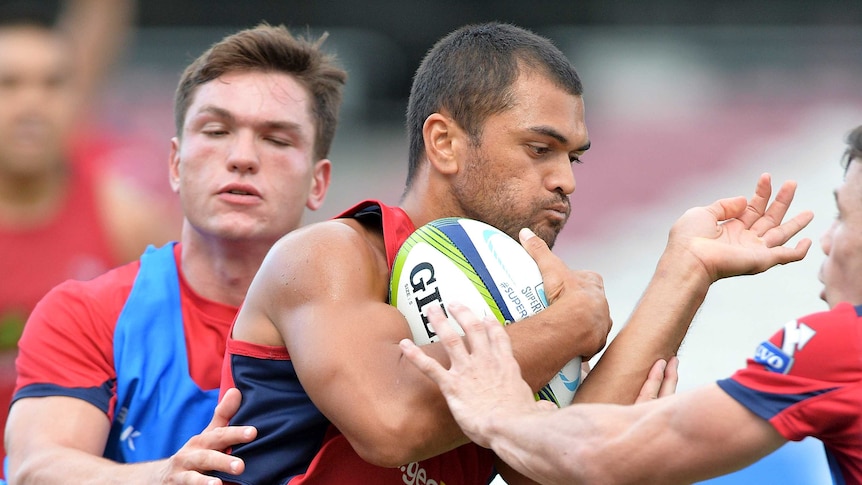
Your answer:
169;70;330;245
452;71;588;248
819;160;862;307
0;27;77;176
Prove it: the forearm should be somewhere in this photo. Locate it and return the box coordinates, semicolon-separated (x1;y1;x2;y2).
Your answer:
493;386;785;485
484;399;698;485
10;448;166;485
575;248;710;404
58;0;137;102
485;405;622;485
506;294;609;393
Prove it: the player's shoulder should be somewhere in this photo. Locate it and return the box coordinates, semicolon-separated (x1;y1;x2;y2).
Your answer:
273;218;383;262
41;259;139;303
34;262;138;315
259;218;388;297
27;259;140;337
794;302;861;333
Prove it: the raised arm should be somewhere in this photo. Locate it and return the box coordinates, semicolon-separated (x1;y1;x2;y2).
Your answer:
401;304;786;485
56;0;136;108
575;173;813;404
6;389;255;484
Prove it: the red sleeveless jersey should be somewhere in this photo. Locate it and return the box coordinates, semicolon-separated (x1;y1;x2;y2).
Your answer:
0;143;118;325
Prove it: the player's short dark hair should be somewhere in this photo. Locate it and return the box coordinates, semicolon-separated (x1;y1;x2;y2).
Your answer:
404;22;583;188
842;125;862;173
174;23;347;161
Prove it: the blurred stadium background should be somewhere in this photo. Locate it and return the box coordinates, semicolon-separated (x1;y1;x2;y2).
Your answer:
31;0;862;482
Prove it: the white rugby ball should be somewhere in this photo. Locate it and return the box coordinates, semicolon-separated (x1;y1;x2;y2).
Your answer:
390;217;581;407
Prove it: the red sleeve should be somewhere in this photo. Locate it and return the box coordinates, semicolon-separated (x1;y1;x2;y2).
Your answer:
724;303;862;442
14;262;139;417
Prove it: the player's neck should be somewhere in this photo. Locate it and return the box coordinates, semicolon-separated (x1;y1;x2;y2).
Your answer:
178;228;272;307
400;185;459;230
0;166;69;227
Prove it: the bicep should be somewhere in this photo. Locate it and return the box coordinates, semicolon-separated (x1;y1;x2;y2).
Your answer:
274;266;415;428
248;227;464;462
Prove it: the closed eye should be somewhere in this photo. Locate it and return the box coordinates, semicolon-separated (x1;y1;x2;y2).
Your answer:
266;137;292;147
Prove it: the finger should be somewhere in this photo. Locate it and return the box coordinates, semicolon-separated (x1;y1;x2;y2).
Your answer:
519;227;566;296
171;469;228;485
578;360;592;384
759;237;813;268
190;451;245;477
737;173;772;229
191;423;257;453
430;304;471;363
749;179;799;236
483;314;515;359
399;338;451;385
760;210;814;248
198;389;256;450
658;356;680;398
195;452;245;479
634;359;668;403
450;303;497;357
205;388;242;432
173;435;253;479
535;400;559;411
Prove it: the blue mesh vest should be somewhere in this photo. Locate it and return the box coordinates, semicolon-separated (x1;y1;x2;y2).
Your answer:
104;243;219;462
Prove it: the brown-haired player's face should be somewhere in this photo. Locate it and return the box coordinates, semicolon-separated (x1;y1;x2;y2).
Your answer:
819;160;862;307
169;70;328;245
0;27;77;175
452;71;589;248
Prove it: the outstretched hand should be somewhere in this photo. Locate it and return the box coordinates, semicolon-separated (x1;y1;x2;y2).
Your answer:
400;303;553;448
158;388;257;484
667;173;814;282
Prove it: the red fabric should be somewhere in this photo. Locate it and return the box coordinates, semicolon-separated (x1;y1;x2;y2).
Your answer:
16;243;235;399
727;302;862;484
0;140;119;468
0;144;118;325
13;243;236;472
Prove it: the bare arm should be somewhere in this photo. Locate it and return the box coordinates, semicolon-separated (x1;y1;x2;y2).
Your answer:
575;174;813;404
56;0;136;108
235;220;610;467
401;305;786;485
5;389;255;485
492;385;785;485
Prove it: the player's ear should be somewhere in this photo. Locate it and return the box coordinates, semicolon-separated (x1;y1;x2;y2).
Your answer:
423;112;466;176
168;137;181;193
306;158;332;211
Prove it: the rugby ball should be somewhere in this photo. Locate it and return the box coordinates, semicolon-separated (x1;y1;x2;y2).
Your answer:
390;217;582;407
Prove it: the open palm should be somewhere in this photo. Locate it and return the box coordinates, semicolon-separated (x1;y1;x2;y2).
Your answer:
667;173;813;282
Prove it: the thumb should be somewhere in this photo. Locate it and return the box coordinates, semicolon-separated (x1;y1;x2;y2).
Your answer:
535;399;559;411
207;387;242;431
705;195;748;222
519;227;564;286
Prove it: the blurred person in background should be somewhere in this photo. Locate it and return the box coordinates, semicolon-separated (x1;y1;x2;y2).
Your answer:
3;22;345;484
0;0;180;465
401;124;862;485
